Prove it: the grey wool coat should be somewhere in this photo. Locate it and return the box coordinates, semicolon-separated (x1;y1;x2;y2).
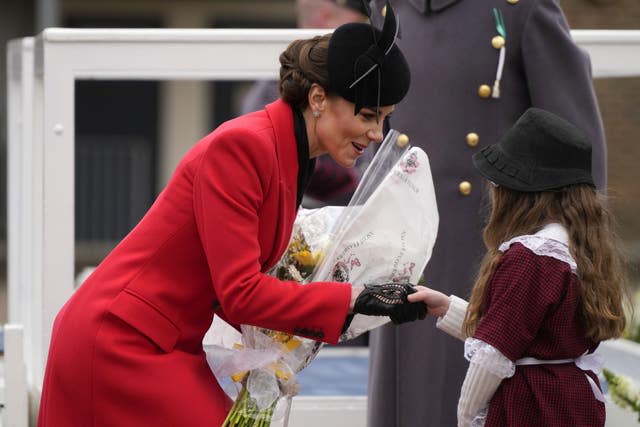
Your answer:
367;0;606;426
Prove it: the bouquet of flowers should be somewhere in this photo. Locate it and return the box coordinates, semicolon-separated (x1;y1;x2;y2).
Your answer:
603;368;640;422
204;130;439;426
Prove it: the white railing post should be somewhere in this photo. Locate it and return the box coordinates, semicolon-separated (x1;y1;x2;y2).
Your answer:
6;37;39;426
2;325;29;427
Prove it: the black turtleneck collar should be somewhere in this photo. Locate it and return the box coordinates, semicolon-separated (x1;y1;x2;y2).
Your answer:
293;109;316;208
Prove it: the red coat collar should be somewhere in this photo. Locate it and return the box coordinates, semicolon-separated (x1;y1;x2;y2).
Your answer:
262;99;299;269
265;99;299;193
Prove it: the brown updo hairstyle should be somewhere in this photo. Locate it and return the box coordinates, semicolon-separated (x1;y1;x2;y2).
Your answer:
279;33;331;110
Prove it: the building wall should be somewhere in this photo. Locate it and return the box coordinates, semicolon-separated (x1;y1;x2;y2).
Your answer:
562;0;640;29
562;0;640;263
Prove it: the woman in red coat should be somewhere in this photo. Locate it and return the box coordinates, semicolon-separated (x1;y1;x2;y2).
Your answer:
38;3;421;426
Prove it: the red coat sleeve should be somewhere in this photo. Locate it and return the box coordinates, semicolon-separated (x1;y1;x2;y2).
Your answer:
192;127;351;344
473;243;570;361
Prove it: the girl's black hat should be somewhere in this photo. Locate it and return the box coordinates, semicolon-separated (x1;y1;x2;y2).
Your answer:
472;108;595;192
327;1;410;114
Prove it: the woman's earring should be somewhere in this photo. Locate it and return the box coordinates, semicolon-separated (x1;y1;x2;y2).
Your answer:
313;110;321;118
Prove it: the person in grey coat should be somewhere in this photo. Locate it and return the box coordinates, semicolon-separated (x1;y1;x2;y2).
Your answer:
366;0;606;426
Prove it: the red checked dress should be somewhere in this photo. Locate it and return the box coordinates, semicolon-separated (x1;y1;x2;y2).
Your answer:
471;234;605;426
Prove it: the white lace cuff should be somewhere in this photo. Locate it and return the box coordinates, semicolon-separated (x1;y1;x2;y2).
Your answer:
465;338;515;378
457;361;502;427
470;408;488;427
436;295;468;341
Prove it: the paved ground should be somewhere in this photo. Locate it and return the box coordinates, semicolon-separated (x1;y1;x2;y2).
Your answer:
298;349;368;396
296;340;640;397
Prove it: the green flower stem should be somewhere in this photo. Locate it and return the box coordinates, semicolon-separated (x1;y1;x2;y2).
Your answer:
222;385;279;427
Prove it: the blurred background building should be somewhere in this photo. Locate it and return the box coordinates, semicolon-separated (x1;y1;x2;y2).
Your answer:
0;0;638;329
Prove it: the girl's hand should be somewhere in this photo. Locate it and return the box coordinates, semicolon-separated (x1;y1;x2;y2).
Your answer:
352;283;427;323
408;285;450;317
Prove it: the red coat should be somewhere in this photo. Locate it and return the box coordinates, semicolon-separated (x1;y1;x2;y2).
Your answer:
38;100;352;427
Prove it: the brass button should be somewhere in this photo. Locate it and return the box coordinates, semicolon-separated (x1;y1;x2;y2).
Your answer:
507;0;519;3
466;132;479;147
396;133;410;147
491;35;505;49
459;181;472;196
478;84;492;98
381;4;387;17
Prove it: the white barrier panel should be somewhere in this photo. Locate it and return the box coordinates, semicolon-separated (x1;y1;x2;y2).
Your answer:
282;396;366;427
6;37;37;392
573;30;640;78
1;325;29;427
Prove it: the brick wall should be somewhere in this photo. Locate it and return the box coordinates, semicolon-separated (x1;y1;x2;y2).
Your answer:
562;0;640;30
594;78;640;244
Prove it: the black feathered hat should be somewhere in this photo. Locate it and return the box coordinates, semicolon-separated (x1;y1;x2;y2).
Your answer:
327;1;410;114
472;108;595;192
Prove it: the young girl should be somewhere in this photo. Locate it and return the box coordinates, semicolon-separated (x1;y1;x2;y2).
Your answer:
410;107;629;427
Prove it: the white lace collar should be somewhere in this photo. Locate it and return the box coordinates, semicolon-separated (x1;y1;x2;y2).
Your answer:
498;223;577;273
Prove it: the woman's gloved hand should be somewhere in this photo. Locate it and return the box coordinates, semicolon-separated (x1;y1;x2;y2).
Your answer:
353;283;427;324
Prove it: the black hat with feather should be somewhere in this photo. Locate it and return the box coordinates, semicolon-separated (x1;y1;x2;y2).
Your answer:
327;1;410;115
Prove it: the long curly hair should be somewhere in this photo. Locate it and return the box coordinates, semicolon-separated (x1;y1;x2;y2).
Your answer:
462;184;630;342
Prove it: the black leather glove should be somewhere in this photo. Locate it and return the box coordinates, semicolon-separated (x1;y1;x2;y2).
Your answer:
353;283;427;325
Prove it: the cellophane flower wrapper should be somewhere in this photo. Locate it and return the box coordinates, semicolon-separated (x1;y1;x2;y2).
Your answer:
314;130;439;341
203;130;439;426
